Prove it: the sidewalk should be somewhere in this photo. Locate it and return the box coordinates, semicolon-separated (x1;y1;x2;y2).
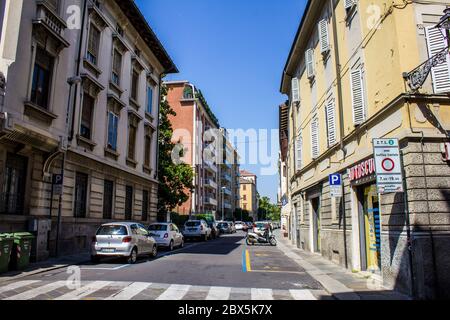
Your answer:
0;252;90;284
275;230;411;300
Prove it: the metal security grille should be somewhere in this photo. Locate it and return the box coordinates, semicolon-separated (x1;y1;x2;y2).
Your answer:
74;172;88;218
103;180;114;219
125;186;133;220
0;153;28;215
142;190;149;222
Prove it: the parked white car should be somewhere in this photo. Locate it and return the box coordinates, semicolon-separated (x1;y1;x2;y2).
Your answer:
148;223;184;251
182;220;211;241
91;222;157;264
235;221;244;231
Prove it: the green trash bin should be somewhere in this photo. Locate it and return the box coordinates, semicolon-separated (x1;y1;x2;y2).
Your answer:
0;234;14;273
9;232;35;271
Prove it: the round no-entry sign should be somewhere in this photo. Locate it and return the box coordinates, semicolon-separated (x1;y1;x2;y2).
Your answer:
381;158;395;172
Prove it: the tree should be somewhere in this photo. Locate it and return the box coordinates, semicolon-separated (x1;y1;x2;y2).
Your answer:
257;196;281;221
158;84;194;216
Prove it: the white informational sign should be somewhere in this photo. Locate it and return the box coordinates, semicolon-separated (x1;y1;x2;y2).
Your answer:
373;138;404;194
329;174;343;198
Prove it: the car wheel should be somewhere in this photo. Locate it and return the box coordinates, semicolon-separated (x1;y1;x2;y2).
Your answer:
151;245;158;257
91;255;100;263
127;248;138;264
246;238;253;246
180;239;184;248
204;234;208;242
169;240;174;251
270;238;277;246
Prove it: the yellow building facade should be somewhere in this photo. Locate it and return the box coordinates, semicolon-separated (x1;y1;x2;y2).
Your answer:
280;0;450;299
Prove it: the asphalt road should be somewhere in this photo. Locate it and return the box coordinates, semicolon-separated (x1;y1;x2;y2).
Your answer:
0;231;330;300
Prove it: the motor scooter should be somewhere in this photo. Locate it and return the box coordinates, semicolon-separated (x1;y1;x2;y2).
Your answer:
246;229;277;246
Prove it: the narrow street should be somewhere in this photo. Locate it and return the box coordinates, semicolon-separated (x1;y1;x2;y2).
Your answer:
0;232;330;300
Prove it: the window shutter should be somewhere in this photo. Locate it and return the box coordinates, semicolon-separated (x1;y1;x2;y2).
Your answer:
325;97;337;146
311;116;319;159
350;69;366;125
425;26;450;94
296;131;302;171
305;49;315;79
291;77;300;103
345;0;355;10
318;19;330;53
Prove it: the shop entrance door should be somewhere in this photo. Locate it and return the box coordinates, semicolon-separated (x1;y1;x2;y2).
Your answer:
311;198;321;253
359;184;381;273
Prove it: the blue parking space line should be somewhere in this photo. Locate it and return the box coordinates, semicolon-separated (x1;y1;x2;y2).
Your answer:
242;250;247;273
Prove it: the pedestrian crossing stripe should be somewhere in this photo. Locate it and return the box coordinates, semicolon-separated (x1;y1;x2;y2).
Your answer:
0;280;323;301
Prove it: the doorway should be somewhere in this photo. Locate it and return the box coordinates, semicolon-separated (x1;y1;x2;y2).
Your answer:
311;197;321;253
358;184;381;273
1;153;28;215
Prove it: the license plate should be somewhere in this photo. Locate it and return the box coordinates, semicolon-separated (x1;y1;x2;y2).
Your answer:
102;248;115;253
150;234;159;238
189;228;196;232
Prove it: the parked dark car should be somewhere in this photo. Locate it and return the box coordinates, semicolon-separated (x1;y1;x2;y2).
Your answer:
217;221;232;234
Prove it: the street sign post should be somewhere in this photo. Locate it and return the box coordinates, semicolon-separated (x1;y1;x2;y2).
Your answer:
373;138;404;194
329;173;342;198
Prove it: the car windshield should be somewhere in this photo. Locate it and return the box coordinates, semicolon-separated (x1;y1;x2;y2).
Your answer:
148;224;167;231
218;223;228;227
96;225;128;236
186;221;200;227
256;223;265;229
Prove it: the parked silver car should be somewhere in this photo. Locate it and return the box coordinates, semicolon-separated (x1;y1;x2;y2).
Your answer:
91;222;157;264
182;220;211;241
148;223;184;251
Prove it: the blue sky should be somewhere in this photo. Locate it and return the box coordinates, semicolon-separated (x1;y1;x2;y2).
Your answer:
136;0;306;202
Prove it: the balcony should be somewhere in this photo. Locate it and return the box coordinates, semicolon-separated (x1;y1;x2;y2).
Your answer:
222;187;232;196
33;1;69;51
204;161;218;174
224;203;232;210
221;173;232;182
204;197;217;206
204;179;217;190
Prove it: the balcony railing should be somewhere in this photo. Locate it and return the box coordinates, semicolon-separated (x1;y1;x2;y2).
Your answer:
204;197;217;206
221;173;232;182
204;179;217;189
34;0;69;49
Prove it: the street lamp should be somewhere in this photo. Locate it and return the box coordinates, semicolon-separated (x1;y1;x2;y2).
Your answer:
221;186;226;221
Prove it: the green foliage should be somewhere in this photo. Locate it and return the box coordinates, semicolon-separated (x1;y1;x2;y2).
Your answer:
170;212;190;227
257;196;281;221
158;84;195;214
196;90;220;128
193;213;216;223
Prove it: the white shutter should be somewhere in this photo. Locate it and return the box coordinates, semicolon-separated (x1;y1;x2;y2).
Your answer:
325;97;337;146
305;49;315;79
350;69;366;125
425;26;450;94
318;19;330;53
295;132;302;171
291;77;300;103
311;116;319;159
345;0;355;10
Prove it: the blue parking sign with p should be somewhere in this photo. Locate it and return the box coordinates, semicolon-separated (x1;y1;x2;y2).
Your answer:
329;174;342;186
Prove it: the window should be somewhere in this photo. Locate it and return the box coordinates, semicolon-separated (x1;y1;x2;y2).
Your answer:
425;26;450;93
125;186;133;220
305;48;315;79
111;49;122;86
87;23;100;65
344;0;356;11
127;119;137;160
318;19;330;54
146;85;153;114
183;85;193;99
107;112;119;151
142;190;149;221
296;132;302;171
144;132;152;168
31;47;54;109
291;77;300;103
243;184;246;191
74;172;88;218
1;153;28;215
325;97;337;147
311;116;319;159
81;95;94;140
46;0;60;12
350;69;366;125
103;180;114;219
131;69;139;101
243;195;247;201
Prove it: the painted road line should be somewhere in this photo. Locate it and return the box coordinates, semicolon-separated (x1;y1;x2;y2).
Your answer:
251;288;274;300
289;289;317;300
55;281;112;300
81;264;130;271
206;286;231;300
5;281;67;300
0;280;41;295
242;249;252;272
107;282;151;300
156;284;191;300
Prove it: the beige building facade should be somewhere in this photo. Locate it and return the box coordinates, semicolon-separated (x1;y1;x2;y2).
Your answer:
280;0;450;299
240;170;258;221
0;0;177;259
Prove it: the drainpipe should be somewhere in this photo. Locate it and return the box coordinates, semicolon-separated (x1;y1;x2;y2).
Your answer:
69;0;88;142
330;0;349;269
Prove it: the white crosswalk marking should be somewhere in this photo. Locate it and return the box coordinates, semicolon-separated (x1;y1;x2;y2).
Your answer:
0;280;41;295
251;288;274;300
289;289;317;300
206;286;231;300
4;281;67;300
156;284;191;300
55;281;112;300
107;282;151;300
